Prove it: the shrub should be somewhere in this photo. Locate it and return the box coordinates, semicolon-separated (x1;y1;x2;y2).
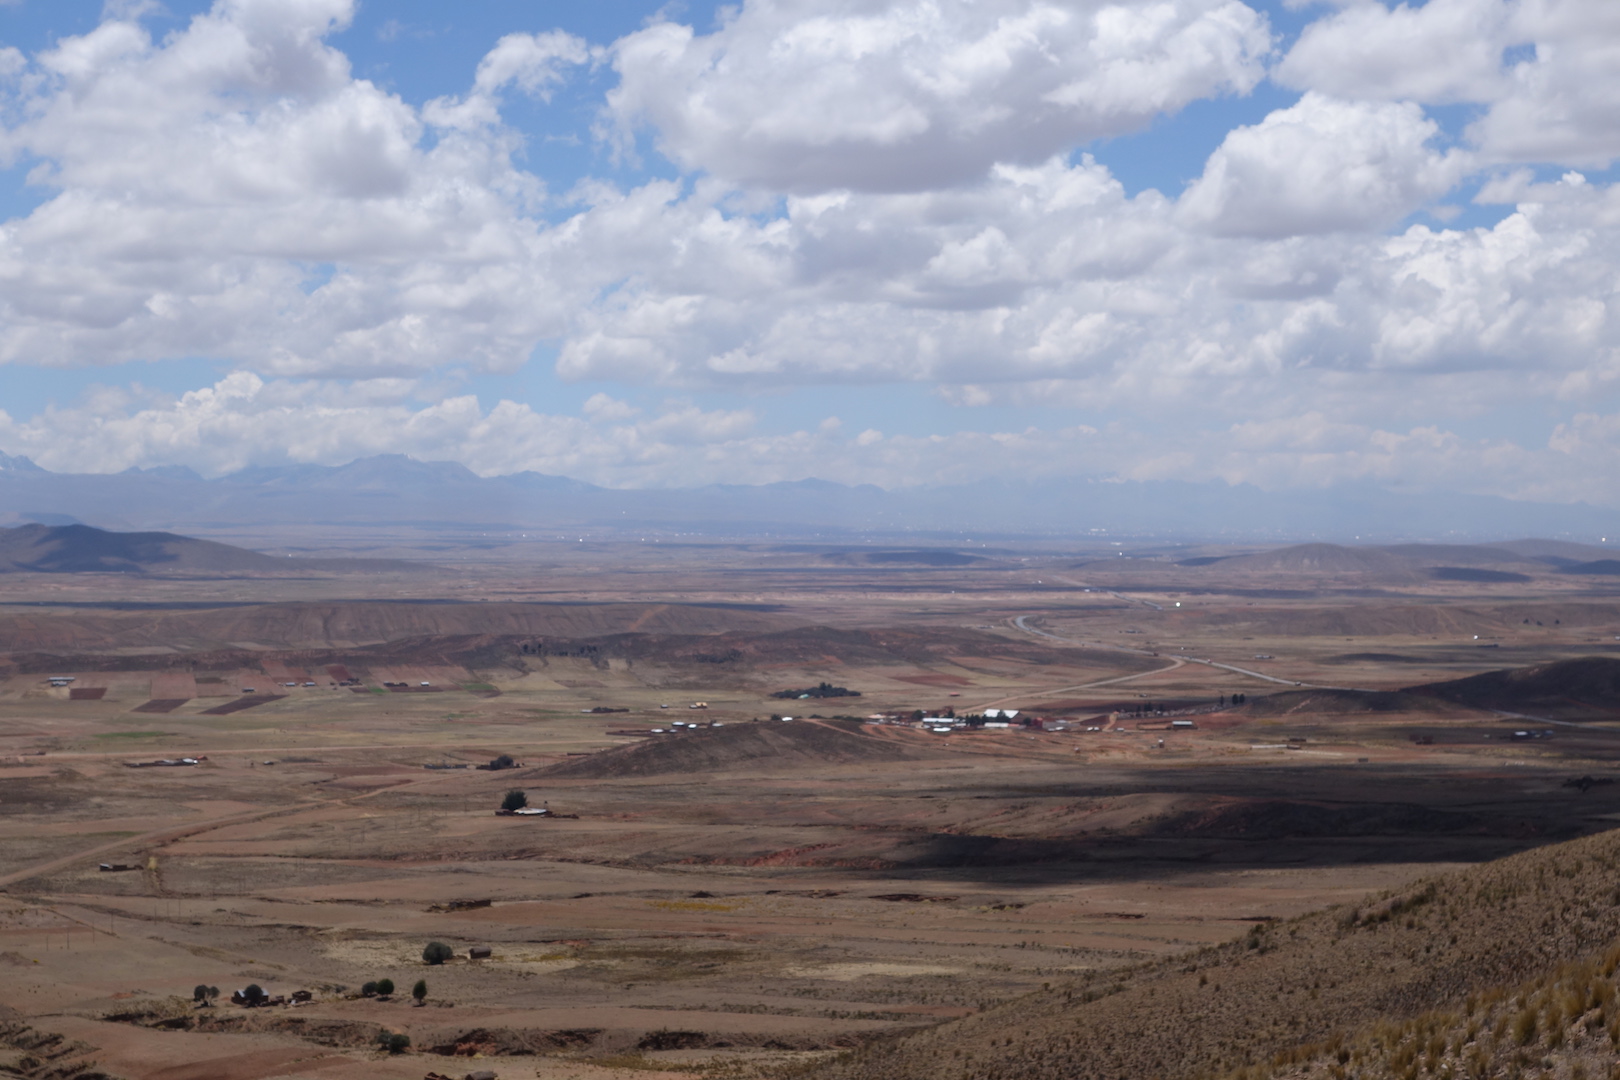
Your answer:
412;979;427;1004
422;941;454;965
376;978;395;997
1514;1007;1538;1045
360;981;378;997
501;789;528;812
377;1032;410;1054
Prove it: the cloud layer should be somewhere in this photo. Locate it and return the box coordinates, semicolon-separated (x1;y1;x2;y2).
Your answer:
0;0;1617;505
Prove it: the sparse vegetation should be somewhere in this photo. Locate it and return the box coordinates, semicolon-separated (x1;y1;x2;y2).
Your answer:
803;831;1620;1080
15;545;1620;1080
376;1031;410;1054
772;682;861;700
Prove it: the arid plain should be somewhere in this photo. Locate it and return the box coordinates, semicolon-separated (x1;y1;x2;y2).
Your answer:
3;535;1620;1080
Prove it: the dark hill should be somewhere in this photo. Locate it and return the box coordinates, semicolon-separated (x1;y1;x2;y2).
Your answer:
1560;559;1620;575
534;720;923;780
1410;656;1620;721
817;549;990;567
803;827;1620;1080
0;524;422;576
1487;538;1617;562
1428;565;1532;583
1212;543;1417;577
1378;543;1539;566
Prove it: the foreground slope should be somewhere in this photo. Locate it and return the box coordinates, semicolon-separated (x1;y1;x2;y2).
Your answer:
802;826;1620;1080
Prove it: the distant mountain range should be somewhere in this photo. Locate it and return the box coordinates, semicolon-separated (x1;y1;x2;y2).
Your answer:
0;452;1613;544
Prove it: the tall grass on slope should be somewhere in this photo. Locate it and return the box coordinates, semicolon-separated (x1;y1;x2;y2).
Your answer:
794;831;1620;1080
1240;945;1620;1080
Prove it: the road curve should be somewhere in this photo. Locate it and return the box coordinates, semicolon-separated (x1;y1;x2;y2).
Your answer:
969;655;1186;711
0;771;443;893
1011;615;1363;691
0;800;321;891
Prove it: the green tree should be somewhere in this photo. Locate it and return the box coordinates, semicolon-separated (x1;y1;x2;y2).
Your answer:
412;979;427;1005
500;789;528;812
360;981;378;997
242;984;265;1007
422;941;454;965
376;978;395;997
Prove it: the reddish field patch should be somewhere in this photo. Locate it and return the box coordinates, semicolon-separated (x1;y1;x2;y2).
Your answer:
68;687;106;700
200;695;287;716
132;699;189;713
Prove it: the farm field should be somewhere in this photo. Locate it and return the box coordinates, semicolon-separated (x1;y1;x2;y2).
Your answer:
1;539;1619;1079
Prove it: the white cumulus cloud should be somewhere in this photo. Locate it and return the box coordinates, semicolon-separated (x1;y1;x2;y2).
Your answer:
1177;94;1469;236
1278;0;1620;168
0;0;575;377
606;0;1273;192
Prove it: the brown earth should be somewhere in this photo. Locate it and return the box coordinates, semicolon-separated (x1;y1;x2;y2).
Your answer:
0;540;1616;1079
535;720;928;779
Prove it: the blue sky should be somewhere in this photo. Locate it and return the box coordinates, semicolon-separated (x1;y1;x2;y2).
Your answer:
0;0;1615;506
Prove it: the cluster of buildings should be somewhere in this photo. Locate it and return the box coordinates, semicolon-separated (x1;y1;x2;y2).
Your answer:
864;708;1200;736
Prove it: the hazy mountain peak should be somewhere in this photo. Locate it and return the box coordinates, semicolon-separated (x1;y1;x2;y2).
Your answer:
0;452;43;473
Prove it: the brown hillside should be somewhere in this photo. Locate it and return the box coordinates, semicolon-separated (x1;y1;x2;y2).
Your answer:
1214;543;1419;577
535;719;926;779
0;601;787;655
1411;656;1620;721
1377;543;1540;567
802;827;1620;1080
1178;600;1620;638
550;625;1147;670
1244;688;1437;717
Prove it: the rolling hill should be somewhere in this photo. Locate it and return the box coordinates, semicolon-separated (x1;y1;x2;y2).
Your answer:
0;523;422;576
535;719;924;779
1410;656;1620;722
